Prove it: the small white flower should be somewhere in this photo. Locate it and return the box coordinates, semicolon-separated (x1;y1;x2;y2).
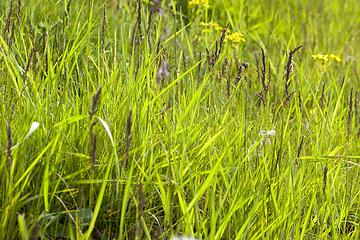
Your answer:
345;55;356;62
259;129;275;136
171;236;198;240
259;128;276;146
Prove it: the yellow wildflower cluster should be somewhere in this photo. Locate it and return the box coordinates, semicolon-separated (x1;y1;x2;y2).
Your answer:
329;54;342;62
226;32;246;43
197;22;246;46
200;21;223;31
312;54;328;62
189;0;210;8
312;53;341;62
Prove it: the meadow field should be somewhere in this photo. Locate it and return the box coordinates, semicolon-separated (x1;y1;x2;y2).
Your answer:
1;0;360;239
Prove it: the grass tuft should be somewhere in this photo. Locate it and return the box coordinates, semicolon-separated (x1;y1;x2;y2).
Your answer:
1;0;360;238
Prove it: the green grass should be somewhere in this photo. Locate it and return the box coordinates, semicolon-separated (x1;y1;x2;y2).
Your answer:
1;0;360;239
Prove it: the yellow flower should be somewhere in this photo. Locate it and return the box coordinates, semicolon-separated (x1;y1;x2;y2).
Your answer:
226;32;246;43
189;0;210;7
189;0;200;5
211;22;223;30
194;35;203;41
312;54;328;62
329;54;342;62
199;21;223;31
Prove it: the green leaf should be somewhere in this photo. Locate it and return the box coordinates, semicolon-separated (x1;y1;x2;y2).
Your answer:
53;115;89;128
6;122;40;151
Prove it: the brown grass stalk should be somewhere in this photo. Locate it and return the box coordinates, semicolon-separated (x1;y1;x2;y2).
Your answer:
124;110;133;168
16;0;21;27
320;82;325;107
146;6;155;50
216;23;229;61
274;147;281;173
295;136;304;165
254;52;260;82
102;3;106;54
323;165;328;197
88;87;102;172
6;104;15;172
348;87;353;141
135;183;145;239
197;51;202;87
283;91;296;107
283;45;302;96
220;57;228;80
3;2;13;42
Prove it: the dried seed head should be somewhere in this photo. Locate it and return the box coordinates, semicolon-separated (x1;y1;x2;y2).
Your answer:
254;52;260;81
233;50;241;71
214;40;218;61
355;90;358;123
135;183;145;238
124;110;133;168
146;6;155;49
221;57;229;79
197;51;202;87
259;47;269;102
268;62;271;86
320;82;325;107
341;76;345;88
261;46;266;83
283;91;296;107
130;22;137;56
193;35;199;57
295;137;304;164
283;45;302;96
8;21;15;47
3;2;13;40
226;74;231;99
23;48;35;81
89;87;102;119
136;0;142;39
6;104;15;171
102;3;106;54
323;165;328;196
348;87;353;141
274;147;281;173
217;23;229;61
256;92;265;107
16;0;21;27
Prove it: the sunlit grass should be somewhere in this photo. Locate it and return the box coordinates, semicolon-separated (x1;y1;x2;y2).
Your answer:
1;0;360;239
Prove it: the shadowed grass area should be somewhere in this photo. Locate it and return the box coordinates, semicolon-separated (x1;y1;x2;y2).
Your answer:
1;0;360;239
